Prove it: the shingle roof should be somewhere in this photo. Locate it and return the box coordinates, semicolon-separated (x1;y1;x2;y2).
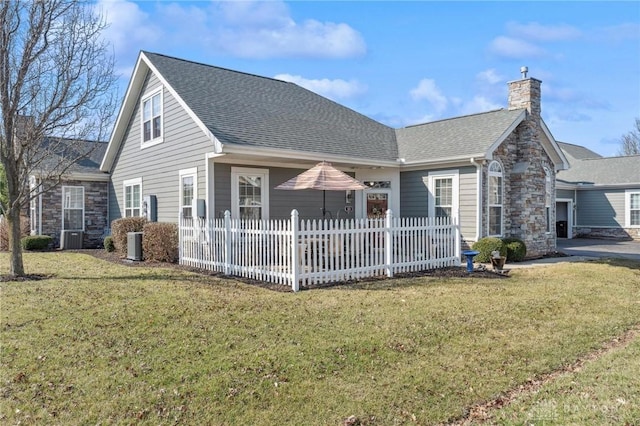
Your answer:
39;138;107;175
557;141;602;164
395;109;525;162
557;155;640;186
143;52;398;162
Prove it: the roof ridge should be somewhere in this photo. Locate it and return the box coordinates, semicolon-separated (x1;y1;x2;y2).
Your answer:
402;108;513;129
580;154;640;160
142;50;296;87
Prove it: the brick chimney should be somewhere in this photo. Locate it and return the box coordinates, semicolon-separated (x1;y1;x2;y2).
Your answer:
508;67;541;119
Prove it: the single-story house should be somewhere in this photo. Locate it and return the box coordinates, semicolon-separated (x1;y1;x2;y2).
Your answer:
100;51;569;257
556;142;640;240
29;138;109;249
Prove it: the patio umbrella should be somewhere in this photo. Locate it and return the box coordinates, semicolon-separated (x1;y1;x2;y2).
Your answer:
275;161;367;218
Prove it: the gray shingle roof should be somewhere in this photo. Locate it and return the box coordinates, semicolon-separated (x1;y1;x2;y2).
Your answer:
557;141;602;164
144;52;398;162
557;155;640;186
39;138;107;174
395;109;525;162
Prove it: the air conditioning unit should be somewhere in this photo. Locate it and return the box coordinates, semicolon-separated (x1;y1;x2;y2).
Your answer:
60;230;83;250
127;232;143;261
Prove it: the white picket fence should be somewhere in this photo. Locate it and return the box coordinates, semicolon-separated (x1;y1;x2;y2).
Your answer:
179;209;460;291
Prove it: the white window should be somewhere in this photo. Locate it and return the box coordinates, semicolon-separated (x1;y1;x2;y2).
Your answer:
544;166;552;233
488;161;503;236
179;168;198;219
231;167;269;220
141;89;163;146
626;190;640;227
427;170;459;220
29;176;41;235
62;186;84;230
123;178;142;217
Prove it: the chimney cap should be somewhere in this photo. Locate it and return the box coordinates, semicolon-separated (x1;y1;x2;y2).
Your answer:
520;66;529;79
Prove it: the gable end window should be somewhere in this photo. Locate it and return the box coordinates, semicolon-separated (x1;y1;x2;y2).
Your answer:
141;89;163;147
626;191;640;227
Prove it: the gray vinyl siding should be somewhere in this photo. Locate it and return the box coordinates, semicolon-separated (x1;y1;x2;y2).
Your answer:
213;163;358;221
576;189;625;227
556;189;575;201
108;71;212;224
399;166;477;241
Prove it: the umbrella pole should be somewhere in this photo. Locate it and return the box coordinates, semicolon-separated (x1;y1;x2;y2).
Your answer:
322;190;326;218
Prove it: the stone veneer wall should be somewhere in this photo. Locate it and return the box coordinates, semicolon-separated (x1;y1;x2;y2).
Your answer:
575;226;640;241
39;179;108;249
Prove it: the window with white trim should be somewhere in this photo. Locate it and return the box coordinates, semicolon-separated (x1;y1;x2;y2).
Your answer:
231;167;269;220
124;178;142;217
62;186;84;230
29;176;39;235
626;190;640;227
488;161;503;236
179;168;197;219
426;170;459;220
141;89;163;146
544;166;552;232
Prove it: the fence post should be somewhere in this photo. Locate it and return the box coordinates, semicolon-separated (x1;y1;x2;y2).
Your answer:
178;215;183;264
385;209;393;278
454;213;461;266
291;209;300;292
224;210;232;275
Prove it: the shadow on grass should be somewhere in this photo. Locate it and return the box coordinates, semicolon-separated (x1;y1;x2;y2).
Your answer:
591;258;640;271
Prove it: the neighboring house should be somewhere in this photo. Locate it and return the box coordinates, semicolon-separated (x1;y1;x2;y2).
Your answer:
556;142;640;240
101;51;568;258
29;138;109;249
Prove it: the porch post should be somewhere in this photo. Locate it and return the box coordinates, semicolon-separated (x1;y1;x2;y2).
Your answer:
385;209;393;278
224;210;232;275
291;209;300;292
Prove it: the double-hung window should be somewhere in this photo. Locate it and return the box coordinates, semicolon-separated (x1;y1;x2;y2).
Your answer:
488;161;503;236
62;186;84;230
141;89;162;146
426;170;459;220
124;178;142;217
231;167;269;220
626;191;640;227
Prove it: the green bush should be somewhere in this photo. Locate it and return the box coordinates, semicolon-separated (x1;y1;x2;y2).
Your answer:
104;236;115;252
111;217;147;255
21;235;53;251
471;237;507;263
142;222;178;263
502;237;527;262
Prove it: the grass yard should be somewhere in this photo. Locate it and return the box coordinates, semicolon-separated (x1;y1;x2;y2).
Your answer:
1;252;639;425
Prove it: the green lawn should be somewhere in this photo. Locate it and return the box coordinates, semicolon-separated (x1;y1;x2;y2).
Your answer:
1;252;639;425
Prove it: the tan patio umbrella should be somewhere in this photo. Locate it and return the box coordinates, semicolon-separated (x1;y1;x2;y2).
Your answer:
275;161;367;218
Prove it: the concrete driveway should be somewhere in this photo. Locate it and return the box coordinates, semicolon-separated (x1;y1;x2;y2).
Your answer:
557;238;640;261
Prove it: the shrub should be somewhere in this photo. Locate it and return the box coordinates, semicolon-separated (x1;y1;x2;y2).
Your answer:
0;216;30;251
142;222;178;263
502;237;527;262
471;237;507;263
21;235;53;251
111;217;147;255
104;236;115;252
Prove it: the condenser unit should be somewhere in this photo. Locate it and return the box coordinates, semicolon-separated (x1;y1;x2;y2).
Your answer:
127;232;143;261
60;230;83;250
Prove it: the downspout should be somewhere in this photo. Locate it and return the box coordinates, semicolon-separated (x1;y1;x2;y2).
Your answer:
470;158;483;242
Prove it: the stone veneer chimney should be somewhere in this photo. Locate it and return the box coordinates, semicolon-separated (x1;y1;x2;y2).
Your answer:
508;77;542;119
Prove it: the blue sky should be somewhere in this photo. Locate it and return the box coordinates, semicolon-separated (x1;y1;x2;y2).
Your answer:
97;0;640;157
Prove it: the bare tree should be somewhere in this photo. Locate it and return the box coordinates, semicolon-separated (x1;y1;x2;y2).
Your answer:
0;0;117;277
618;117;640;156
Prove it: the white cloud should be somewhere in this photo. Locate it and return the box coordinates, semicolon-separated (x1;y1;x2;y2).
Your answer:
506;21;582;42
409;79;448;113
489;36;546;59
476;69;504;85
595;23;640;43
274;74;367;100
460;96;503;115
